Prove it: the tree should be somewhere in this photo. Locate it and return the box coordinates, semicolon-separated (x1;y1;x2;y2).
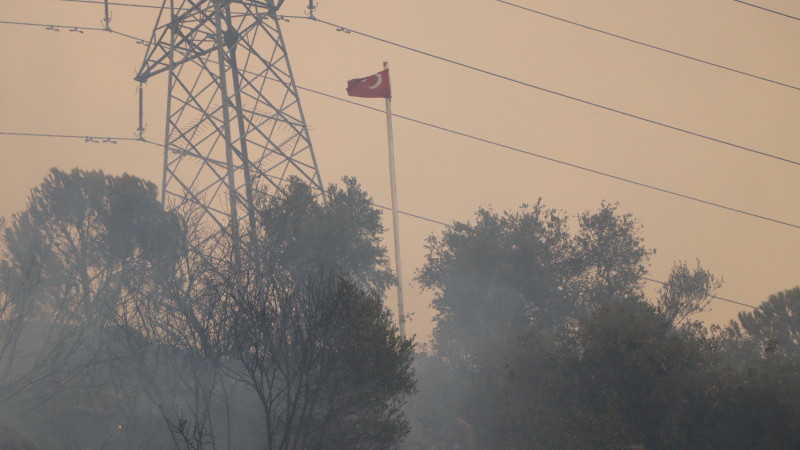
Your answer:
409;202;654;447
564;300;718;449
0;168;182;393
737;287;800;356
111;175;413;449
410;201;743;449
0;168;184;448
571;201;653;308
655;260;721;327
0;171;416;449
221;273;414;449
716;350;800;449
416;201;573;364
204;176;414;449
256;176;394;294
416;201;652;365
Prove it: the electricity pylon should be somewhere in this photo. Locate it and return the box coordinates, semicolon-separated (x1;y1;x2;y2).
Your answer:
135;0;323;245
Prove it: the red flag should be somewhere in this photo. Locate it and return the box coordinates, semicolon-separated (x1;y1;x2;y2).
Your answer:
346;69;391;98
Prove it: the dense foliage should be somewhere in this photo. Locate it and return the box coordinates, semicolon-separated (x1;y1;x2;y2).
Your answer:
0;169;413;450
2;169;799;449
404;201;800;450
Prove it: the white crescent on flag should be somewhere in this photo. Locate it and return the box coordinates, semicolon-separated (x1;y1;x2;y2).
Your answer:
368;73;383;89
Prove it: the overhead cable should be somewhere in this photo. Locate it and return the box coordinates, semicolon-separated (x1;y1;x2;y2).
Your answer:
496;0;800;92
303;16;800;168
48;3;800;166
0;131;140;143
294;85;800;230
732;0;800;21
0;19;104;32
122;48;798;231
1;129;759;309
57;0;193;13
0;19;147;44
45;4;800;167
109;28;148;44
59;0;165;9
2;20;797;230
156;50;800;230
371;203;451;227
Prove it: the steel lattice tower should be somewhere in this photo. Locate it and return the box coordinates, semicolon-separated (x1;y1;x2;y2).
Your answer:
135;0;323;243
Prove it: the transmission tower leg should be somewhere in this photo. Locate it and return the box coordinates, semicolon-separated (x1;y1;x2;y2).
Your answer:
212;0;242;252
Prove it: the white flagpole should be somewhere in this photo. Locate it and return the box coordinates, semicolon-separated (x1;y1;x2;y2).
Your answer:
383;61;406;338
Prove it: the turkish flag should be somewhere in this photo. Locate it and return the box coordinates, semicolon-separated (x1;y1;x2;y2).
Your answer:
346;69;391;98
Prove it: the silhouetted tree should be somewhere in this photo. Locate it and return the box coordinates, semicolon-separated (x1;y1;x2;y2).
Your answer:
204;176;413;449
220;273;414;449
0;168;184;448
410;201;738;449
0;171;416;449
116;176;411;449
737;286;800;356
256;176;394;294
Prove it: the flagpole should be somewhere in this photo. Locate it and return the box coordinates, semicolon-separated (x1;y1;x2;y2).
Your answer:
383;61;406;338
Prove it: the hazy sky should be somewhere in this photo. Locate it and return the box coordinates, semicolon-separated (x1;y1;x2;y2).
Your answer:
1;0;799;340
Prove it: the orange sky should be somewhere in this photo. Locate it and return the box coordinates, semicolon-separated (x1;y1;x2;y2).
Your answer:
1;0;799;341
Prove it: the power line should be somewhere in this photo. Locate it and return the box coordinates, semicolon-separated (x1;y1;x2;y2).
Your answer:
496;0;800;92
303;16;800;168
108;28;148;44
0;131;141;143
37;5;800;168
732;0;800;21
58;0;800;92
124;49;800;230
14;5;767;312
295;85;800;230
58;0;301;15
57;0;195;13
372;203;451;227
58;0;166;9
123;49;799;231
2;19;797;230
0;19;104;32
1;131;758;310
0;19;147;44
